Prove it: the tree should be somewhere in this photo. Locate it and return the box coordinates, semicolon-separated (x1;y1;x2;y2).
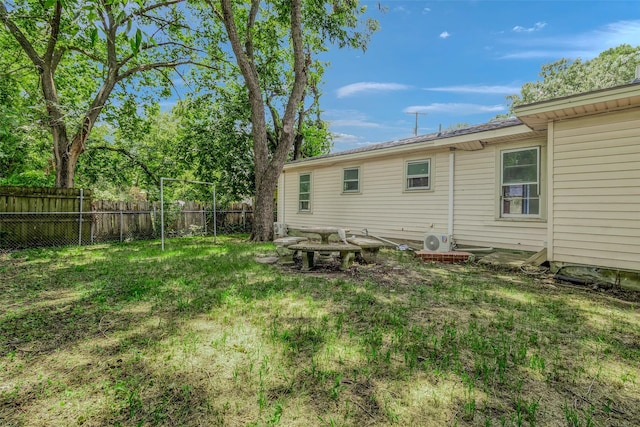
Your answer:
0;31;53;186
77;99;186;199
198;0;377;241
175;75;333;205
507;44;640;109
175;83;255;204
0;0;198;188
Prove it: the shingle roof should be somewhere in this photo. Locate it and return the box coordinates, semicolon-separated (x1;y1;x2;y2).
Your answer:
288;117;524;164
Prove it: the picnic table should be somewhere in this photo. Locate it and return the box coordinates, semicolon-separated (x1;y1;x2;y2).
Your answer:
293;226;347;244
288;242;361;271
286;226;359;271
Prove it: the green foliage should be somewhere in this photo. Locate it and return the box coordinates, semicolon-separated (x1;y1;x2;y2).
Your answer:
76;100;189;199
175;84;255;205
0;30;50;181
0;0;198;187
508;44;640;109
0;170;55;187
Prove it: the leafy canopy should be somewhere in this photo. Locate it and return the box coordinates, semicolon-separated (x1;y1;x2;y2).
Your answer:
508;44;640;109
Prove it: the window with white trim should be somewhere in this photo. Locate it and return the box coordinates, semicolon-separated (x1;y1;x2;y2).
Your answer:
501;147;540;217
299;173;311;211
343;167;360;193
406;159;430;190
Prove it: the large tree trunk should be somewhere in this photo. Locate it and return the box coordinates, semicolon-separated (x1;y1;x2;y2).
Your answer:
220;0;307;241
251;176;277;241
52;132;84;188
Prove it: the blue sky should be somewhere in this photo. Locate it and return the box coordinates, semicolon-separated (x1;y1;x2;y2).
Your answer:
321;1;640;152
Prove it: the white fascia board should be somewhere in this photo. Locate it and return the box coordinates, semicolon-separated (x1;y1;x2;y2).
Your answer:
515;83;640;117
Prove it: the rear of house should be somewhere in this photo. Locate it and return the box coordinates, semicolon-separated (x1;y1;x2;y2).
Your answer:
517;84;640;272
277;83;640;273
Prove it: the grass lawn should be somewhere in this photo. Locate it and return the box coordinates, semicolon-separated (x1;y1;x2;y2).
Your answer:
1;236;638;426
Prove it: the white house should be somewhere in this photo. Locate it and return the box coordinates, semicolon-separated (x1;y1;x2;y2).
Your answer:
277;82;640;274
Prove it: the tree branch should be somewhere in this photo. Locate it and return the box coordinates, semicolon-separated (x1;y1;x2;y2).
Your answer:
141;12;192;32
118;41;204;68
204;0;223;20
265;96;281;140
273;0;307;163
91;144;160;187
0;1;44;68
44;1;62;65
116;60;194;82
121;0;184;26
68;46;104;63
244;0;259;62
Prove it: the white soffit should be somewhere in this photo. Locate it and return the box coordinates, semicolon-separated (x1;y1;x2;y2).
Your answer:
515;83;640;131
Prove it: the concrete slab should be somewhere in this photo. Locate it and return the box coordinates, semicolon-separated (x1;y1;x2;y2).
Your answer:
477;251;532;270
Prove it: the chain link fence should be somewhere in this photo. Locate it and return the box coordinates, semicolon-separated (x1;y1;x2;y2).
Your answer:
0;208;255;251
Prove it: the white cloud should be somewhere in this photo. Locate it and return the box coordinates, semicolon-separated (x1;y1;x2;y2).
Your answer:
403;103;506;114
501;50;591;60
336;82;410;98
439;31;451;39
325;110;382;128
423;7;431;14
425;84;521;95
330;119;382;128
332;132;361;144
513;22;547;33
501;19;640;60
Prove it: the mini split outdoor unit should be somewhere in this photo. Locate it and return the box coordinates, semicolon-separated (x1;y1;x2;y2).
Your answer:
273;222;288;238
423;233;452;252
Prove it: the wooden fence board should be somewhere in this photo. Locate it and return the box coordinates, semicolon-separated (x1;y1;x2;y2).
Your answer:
0;186;254;248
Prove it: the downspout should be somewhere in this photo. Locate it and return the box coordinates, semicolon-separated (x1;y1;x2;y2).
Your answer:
281;170;286;226
448;148;455;237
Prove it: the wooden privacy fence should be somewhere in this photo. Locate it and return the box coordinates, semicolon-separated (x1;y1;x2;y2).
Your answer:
91;200;158;242
0;186;255;249
0;186;92;248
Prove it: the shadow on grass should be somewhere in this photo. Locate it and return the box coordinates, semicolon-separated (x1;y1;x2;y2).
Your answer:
1;237;639;425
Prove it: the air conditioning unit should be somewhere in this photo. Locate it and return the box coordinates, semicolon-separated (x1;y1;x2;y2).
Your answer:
273;222;288;238
424;233;452;252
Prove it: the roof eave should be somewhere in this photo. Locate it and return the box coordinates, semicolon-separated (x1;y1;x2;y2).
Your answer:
283;124;536;170
515;83;640;131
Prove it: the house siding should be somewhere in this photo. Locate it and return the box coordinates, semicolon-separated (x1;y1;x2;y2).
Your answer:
551;108;640;270
452;140;547;251
280;151;450;241
280;137;548;251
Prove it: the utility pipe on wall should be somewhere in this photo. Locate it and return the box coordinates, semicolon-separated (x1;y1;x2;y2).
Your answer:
448;148;455;237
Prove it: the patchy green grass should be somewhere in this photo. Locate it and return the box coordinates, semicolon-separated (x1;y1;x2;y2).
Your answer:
1;236;638;426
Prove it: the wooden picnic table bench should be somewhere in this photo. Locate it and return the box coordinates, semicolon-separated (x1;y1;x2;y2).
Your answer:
288;242;361;271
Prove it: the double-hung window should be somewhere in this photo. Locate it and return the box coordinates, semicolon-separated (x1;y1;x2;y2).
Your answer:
406;159;430;190
501;147;540;217
299;173;311;211
343;167;360;193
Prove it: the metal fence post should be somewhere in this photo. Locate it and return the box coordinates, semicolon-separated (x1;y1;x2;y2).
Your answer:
78;188;84;246
90;207;95;244
152;206;157;237
120;209;123;242
213;187;217;244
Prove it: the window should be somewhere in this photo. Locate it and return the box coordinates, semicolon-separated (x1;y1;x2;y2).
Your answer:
406;159;430;190
343;167;360;193
299;173;311;211
501;147;540;217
